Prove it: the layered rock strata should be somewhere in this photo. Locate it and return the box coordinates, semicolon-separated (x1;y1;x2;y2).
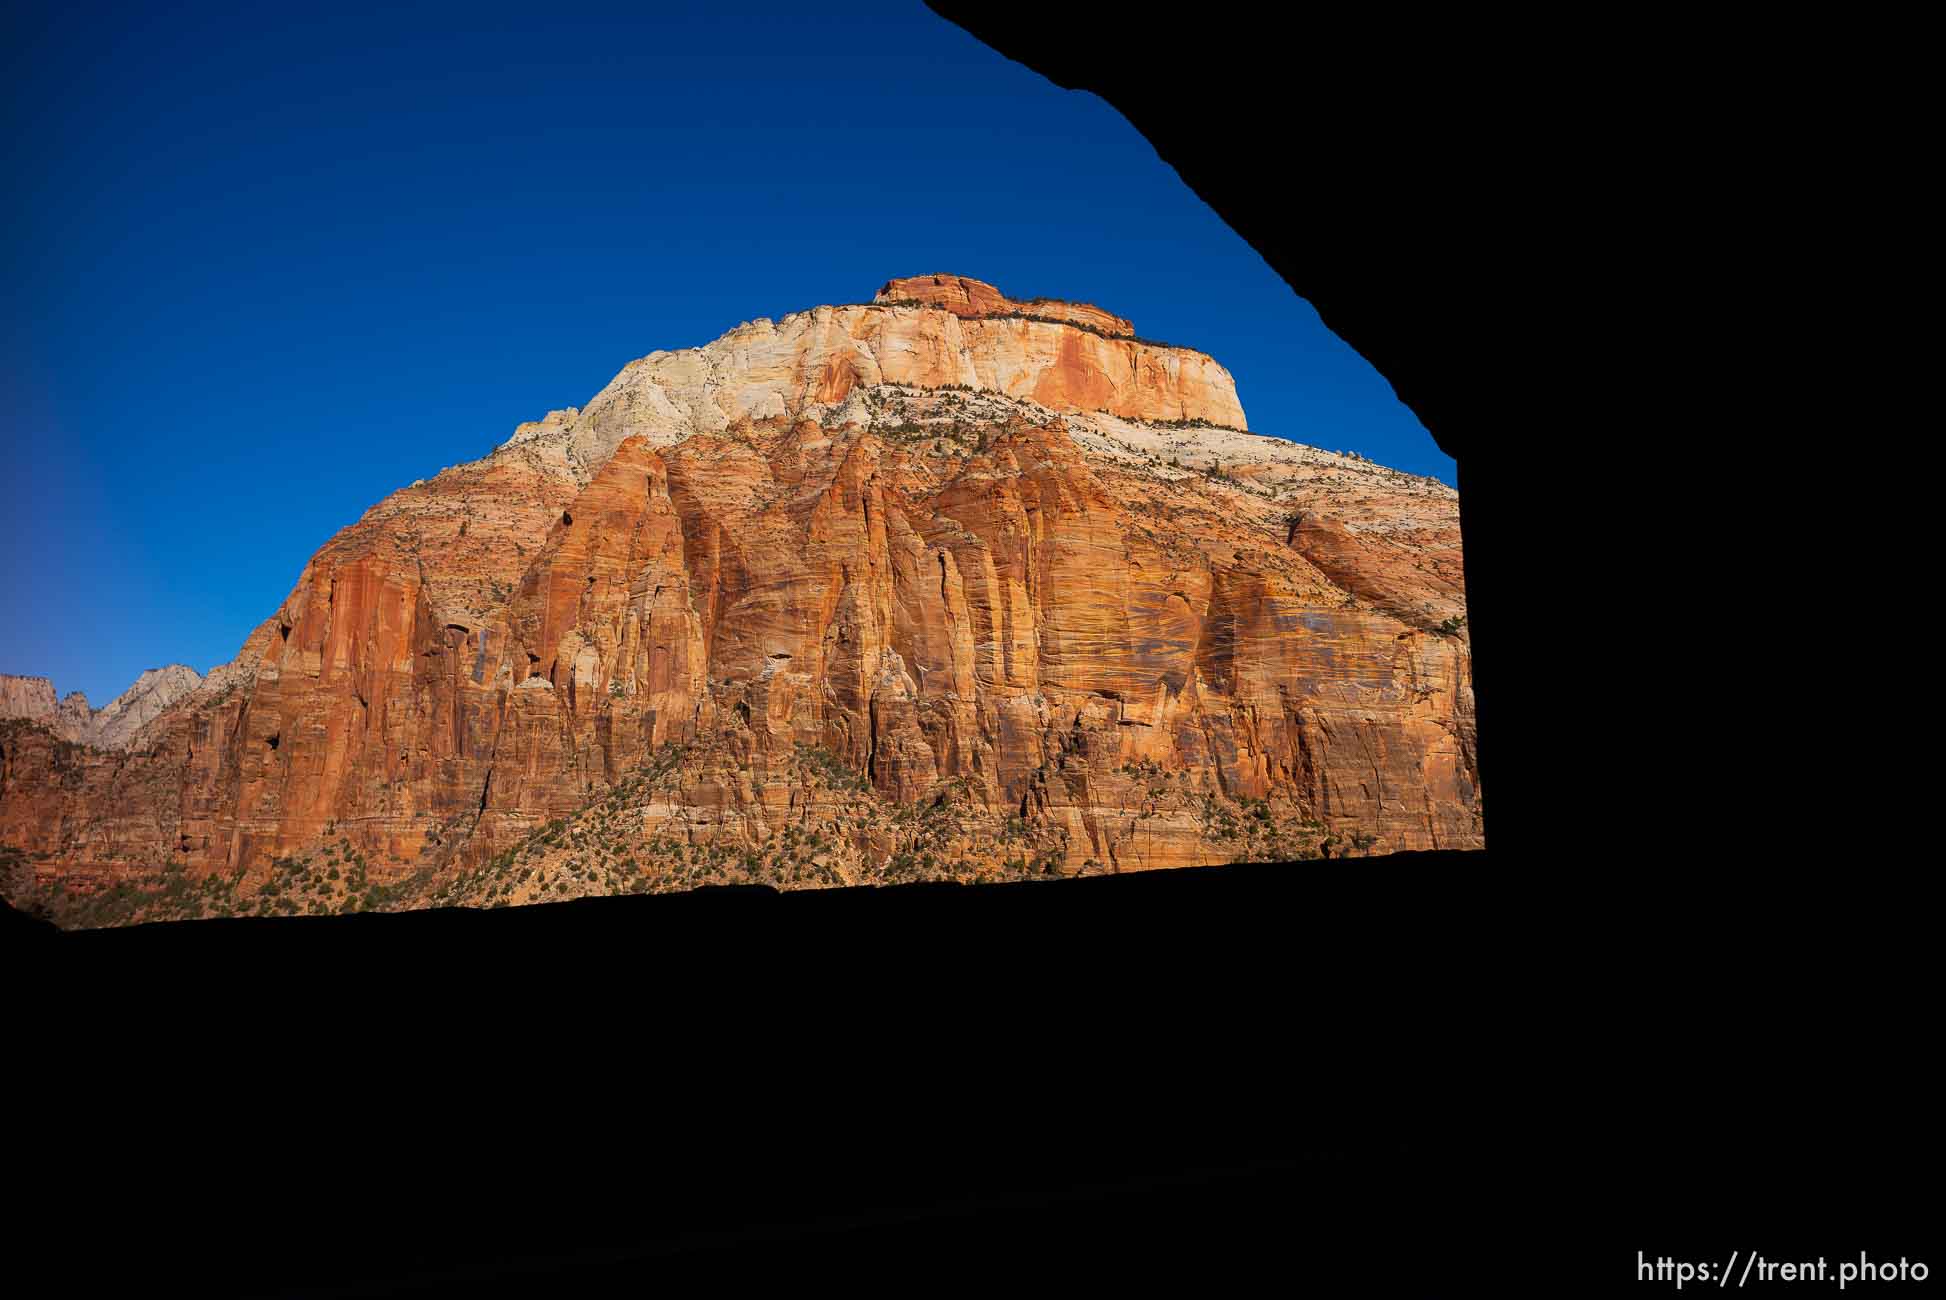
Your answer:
873;273;1137;337
0;279;1475;928
0;665;203;750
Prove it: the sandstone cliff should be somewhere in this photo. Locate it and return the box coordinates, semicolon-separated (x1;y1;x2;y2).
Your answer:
0;278;1474;928
874;273;1136;337
0;665;203;750
0;675;60;727
505;278;1244;482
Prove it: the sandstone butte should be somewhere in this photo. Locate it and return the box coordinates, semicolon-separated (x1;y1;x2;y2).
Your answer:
0;666;204;752
0;276;1478;928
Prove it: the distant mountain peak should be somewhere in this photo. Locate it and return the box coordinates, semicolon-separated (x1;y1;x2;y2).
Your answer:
0;665;203;750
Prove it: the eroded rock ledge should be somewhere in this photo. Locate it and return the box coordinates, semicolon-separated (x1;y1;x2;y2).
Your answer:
874;273;1136;337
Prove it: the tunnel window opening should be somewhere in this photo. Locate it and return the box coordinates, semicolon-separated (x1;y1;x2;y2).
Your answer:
266;734;280;751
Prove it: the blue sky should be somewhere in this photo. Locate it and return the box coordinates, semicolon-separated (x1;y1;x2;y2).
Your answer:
2;1;1451;704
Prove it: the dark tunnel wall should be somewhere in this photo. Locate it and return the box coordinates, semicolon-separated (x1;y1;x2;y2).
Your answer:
924;3;1648;858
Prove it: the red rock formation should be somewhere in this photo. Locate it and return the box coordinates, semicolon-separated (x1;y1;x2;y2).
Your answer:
0;667;203;749
875;274;1136;337
526;285;1245;469
0;280;1476;928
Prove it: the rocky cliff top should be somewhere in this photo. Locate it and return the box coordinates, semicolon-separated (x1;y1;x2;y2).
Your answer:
501;277;1245;480
0;664;204;750
873;274;1136;337
0;674;60;722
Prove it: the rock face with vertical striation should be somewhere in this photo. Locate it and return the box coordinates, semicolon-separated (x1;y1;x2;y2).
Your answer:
0;675;61;728
0;278;1477;928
